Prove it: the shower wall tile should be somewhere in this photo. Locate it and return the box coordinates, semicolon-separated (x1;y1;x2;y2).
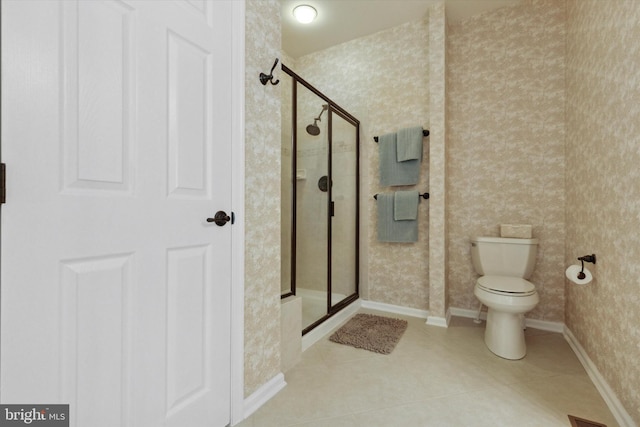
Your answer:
565;0;640;423
446;0;566;322
244;0;282;398
293;18;431;311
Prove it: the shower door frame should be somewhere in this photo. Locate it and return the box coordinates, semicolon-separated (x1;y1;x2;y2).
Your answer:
281;64;360;335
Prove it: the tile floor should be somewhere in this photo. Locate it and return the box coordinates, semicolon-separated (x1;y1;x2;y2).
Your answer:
237;309;619;427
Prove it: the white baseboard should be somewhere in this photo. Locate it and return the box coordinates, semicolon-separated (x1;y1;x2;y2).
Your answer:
302;299;361;352
525;317;564;333
563;326;636;427
361;300;429;319
426;308;452;328
241;373;286;421
449;306;485;321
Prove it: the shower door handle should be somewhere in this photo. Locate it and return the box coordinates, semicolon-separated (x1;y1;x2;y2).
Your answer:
206;210;234;226
330;201;335;217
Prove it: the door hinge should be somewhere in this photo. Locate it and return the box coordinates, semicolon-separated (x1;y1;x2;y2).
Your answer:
1;163;5;204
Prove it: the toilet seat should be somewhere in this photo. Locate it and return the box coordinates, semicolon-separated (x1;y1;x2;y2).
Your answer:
477;276;536;296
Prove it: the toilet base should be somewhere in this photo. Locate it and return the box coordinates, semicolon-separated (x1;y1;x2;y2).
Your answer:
484;309;526;360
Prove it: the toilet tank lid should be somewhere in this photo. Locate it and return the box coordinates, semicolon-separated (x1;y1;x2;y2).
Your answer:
471;236;538;245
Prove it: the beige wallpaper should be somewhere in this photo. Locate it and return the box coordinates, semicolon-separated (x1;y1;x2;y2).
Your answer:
293;18;431;311
244;0;282;398
245;0;639;422
446;0;566;322
428;2;448;319
565;0;640;423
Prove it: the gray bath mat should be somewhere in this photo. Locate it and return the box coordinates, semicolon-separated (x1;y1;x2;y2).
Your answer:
329;313;408;354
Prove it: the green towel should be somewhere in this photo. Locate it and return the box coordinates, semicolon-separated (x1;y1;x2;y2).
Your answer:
394;190;419;221
379;133;420;186
377;193;418;243
396;126;423;162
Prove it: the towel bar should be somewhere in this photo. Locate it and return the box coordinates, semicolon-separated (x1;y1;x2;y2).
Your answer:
373;192;429;200
374;129;429;142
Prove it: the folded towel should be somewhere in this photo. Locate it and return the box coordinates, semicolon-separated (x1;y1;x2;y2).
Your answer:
394;190;419;221
379;133;420;186
377;192;418;243
396;126;423;162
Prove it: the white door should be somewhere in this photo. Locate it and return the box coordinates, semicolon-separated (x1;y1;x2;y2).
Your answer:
1;1;234;426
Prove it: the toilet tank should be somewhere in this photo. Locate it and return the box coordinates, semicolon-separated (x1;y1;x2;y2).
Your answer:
470;237;538;279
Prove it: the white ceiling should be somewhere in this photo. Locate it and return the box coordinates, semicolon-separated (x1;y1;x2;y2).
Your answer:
282;0;523;58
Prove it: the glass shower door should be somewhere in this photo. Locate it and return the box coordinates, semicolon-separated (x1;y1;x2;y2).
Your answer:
329;109;359;309
280;64;359;334
296;85;329;330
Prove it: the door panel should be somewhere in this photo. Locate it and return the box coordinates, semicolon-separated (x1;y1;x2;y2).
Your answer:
165;245;211;415
167;30;211;198
60;254;135;427
1;1;233;426
61;0;136;194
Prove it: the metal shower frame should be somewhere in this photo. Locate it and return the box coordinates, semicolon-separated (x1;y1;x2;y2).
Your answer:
280;63;361;336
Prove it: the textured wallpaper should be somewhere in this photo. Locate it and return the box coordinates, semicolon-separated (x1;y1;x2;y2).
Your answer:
244;0;282;398
446;0;566;322
428;2;448;319
565;0;640;423
294;18;431;311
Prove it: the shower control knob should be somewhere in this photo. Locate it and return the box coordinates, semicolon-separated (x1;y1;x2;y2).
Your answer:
207;211;233;226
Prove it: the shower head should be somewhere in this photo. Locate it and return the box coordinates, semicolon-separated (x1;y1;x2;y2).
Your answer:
305;104;328;136
306;121;321;136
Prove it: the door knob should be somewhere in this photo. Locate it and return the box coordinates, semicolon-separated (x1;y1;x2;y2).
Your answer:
207;211;233;226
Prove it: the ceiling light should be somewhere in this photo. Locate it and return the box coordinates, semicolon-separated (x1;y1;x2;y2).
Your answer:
293;5;317;24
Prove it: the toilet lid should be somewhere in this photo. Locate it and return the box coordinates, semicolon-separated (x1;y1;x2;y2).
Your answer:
477;276;536;295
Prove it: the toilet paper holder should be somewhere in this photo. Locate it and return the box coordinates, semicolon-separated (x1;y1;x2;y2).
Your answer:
577;254;596;279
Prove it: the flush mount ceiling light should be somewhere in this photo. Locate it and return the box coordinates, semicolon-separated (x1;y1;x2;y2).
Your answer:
293;4;317;24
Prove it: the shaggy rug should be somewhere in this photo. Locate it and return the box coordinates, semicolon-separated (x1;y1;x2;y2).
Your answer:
329;313;408;354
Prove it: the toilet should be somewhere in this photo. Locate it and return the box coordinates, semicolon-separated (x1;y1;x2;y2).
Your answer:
471;236;539;360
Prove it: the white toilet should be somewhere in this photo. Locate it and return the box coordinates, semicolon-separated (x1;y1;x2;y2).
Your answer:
471;236;540;360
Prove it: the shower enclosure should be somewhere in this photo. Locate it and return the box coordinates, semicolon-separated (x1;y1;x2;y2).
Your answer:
281;64;360;335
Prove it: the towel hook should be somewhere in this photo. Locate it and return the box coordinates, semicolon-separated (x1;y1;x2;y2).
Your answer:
259;58;280;86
